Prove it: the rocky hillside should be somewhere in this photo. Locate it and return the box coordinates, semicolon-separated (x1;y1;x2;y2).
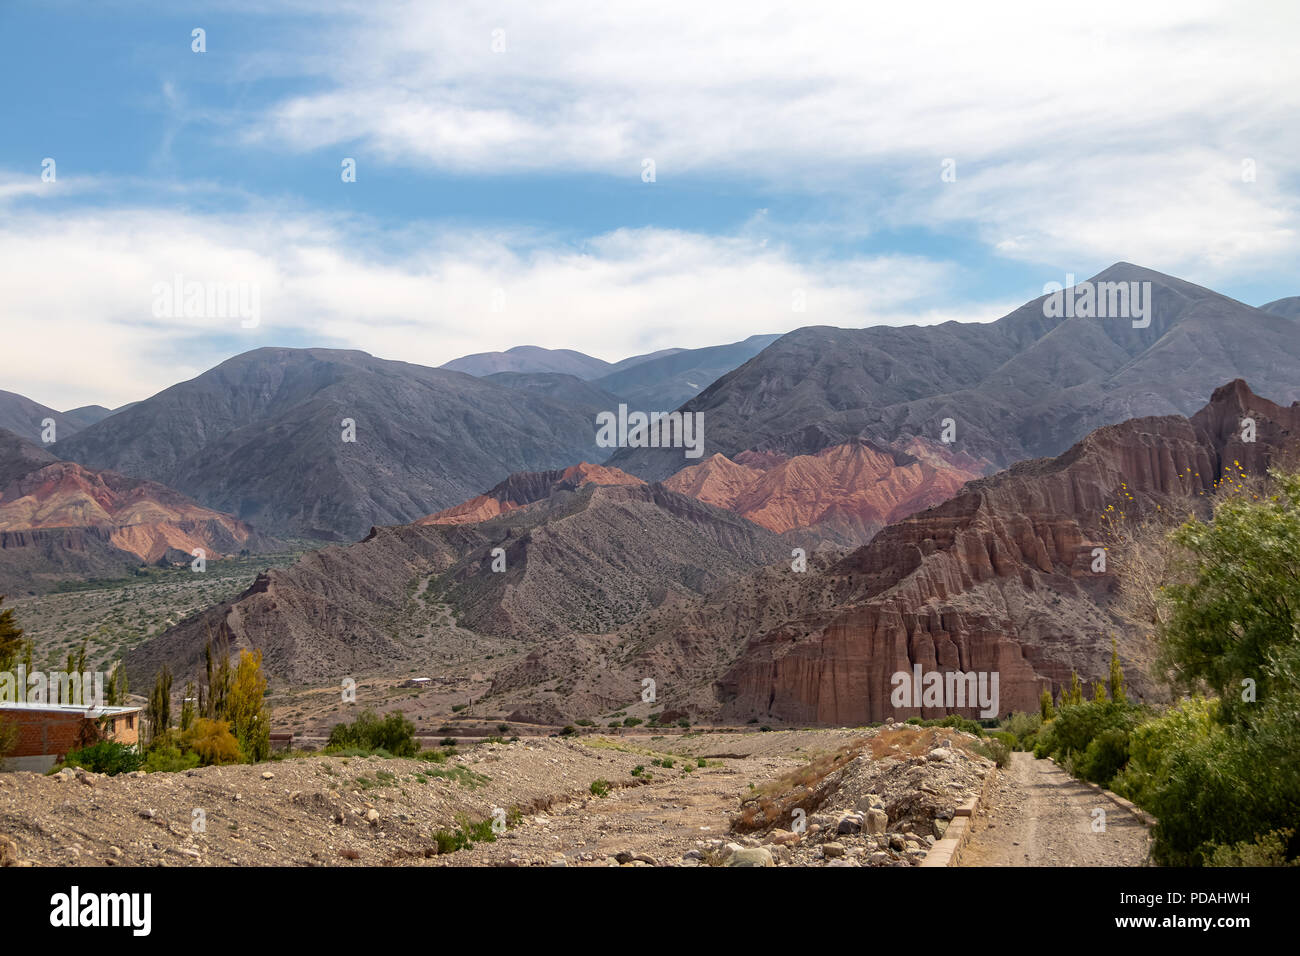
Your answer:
127;483;785;685
662;437;987;547
0;428;264;594
52;348;616;541
609;264;1300;480
420;463;644;525
485;380;1298;725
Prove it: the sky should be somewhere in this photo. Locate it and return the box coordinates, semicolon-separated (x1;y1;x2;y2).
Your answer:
1;0;1298;409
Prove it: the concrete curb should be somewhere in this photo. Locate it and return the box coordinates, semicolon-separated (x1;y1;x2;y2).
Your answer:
920;761;999;867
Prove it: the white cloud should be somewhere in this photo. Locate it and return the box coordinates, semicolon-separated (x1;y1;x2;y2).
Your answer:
0;203;1004;410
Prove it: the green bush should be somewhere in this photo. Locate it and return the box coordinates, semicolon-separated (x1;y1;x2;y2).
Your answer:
1076;727;1130;785
60;741;142;776
590;778;611;797
326;709;418;757
143;745;200;773
975;738;1012;767
1038;699;1145;786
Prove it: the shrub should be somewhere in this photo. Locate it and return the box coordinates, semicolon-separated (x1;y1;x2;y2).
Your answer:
60;741;142;776
184;717;242;765
975;738;1011;768
622;717;642;727
1076;726;1130;785
1205;830;1298;867
143;745;200;773
590;778;611;797
326;709;418;757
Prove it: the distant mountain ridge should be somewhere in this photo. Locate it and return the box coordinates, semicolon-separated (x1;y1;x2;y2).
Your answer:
608;264;1300;479
0;390;116;444
0;428;264;594
52;348;617;541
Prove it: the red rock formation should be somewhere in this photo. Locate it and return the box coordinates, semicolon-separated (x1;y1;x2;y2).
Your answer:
419;462;644;525
661;438;987;544
713;382;1300;722
0;460;255;562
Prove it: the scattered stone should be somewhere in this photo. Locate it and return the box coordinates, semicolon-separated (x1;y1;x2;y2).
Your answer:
725;847;774;867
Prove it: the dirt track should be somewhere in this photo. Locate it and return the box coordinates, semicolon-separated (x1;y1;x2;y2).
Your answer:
960;752;1151;866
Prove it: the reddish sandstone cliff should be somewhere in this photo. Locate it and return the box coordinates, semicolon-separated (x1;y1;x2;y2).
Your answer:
709;382;1300;722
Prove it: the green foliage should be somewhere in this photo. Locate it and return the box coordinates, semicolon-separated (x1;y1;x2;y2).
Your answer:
1002;711;1042;750
622;717;642;727
145;665;173;747
590;778;611;797
1034;699;1145;786
433;815;498;854
1108;638;1127;704
1160;468;1300;722
60;741;142;775
326;709;418;757
1039;688;1055;721
975;737;1012;768
143;744;201;773
0;596;24;673
1205;830;1298;867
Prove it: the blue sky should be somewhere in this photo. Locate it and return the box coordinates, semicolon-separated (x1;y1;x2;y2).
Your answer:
2;0;1298;409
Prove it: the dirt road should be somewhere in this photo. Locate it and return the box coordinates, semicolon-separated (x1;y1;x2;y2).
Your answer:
960;752;1151;866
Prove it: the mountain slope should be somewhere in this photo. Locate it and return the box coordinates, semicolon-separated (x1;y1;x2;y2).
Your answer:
0;428;263;594
590;334;782;410
440;345;614;378
127;483;785;684
53;348;614;541
420;462;644;525
662;438;987;546
0;390;106;444
1259;296;1300;320
608;264;1300;479
563;380;1297;725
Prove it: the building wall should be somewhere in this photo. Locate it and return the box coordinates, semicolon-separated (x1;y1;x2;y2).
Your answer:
1;709;140;766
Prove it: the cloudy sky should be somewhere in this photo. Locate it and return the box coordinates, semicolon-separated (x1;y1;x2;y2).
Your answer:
2;0;1298;409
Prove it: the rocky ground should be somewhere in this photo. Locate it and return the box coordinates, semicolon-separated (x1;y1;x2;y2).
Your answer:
0;726;995;867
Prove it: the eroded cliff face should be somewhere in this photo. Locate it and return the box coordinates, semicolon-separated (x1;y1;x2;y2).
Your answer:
661;438;987;546
713;382;1299;722
0;457;260;581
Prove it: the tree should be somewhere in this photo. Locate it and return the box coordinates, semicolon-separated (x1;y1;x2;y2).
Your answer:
105;660;128;706
1092;681;1107;703
202;639;232;721
1040;688;1055;721
146;666;172;748
1160;468;1300;723
180;681;197;732
183;717;241;765
226;649;270;762
0;596;24;673
1108;638;1127;704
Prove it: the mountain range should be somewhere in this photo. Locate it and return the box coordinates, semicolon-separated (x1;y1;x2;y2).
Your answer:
0;428;262;594
8;262;1300;728
608;264;1300;480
